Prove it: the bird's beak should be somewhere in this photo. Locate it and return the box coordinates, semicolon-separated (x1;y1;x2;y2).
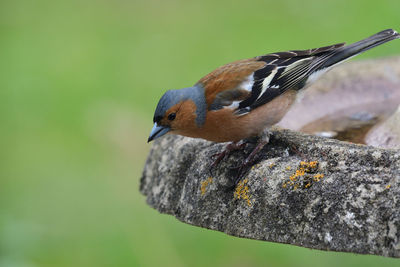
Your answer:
147;123;170;143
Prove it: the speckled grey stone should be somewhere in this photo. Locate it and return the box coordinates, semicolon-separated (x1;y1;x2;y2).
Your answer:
141;128;400;258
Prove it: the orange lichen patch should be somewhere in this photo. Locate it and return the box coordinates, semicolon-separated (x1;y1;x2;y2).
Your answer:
234;178;252;207
300;161;318;171
200;177;213;196
313;173;324;182
282;161;324;190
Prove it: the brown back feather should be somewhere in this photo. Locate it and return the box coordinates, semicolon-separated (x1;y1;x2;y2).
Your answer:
197;58;265;105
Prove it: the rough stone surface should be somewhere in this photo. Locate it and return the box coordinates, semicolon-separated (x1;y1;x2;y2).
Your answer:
141;129;400;258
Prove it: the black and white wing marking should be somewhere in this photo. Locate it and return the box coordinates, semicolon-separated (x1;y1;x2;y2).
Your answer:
234;43;345;115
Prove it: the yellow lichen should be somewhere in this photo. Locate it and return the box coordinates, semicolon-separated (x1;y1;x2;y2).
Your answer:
200;177;213;196
300;161;318;171
313;173;324;182
234;178;252;207
386;184;391;189
286;166;291;170
309;161;318;168
282;160;324;190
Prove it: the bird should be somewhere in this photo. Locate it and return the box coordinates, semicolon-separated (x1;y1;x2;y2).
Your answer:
148;29;399;182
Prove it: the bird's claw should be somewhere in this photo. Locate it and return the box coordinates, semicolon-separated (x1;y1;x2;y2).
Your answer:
232;140;269;185
209;142;247;174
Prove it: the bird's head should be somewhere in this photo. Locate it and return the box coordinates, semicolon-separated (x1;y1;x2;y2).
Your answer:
148;85;207;142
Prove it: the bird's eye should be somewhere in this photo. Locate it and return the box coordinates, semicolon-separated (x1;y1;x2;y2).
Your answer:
167;113;176;121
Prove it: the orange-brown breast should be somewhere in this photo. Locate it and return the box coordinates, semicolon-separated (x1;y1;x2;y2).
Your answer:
175;90;298;142
198;58;266;106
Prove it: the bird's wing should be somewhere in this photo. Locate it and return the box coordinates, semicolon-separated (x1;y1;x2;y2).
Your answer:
198;58;266;109
198;43;345;115
238;43;345;114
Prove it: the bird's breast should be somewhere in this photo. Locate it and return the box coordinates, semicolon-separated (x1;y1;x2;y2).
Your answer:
178;90;298;143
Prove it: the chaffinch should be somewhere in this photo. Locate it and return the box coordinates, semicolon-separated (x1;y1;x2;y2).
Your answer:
148;29;399;179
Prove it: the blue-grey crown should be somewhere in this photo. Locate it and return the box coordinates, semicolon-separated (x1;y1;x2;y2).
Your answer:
153;84;207;126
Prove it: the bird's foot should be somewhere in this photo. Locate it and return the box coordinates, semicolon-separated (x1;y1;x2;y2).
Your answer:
232;131;271;185
233;140;268;185
209;141;247;175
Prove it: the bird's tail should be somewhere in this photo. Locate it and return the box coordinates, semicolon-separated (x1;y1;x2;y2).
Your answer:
319;29;399;69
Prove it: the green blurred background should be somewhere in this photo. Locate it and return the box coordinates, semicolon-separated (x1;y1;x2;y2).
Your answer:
1;0;399;266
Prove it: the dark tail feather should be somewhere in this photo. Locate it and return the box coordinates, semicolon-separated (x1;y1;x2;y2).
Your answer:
319;29;399;69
